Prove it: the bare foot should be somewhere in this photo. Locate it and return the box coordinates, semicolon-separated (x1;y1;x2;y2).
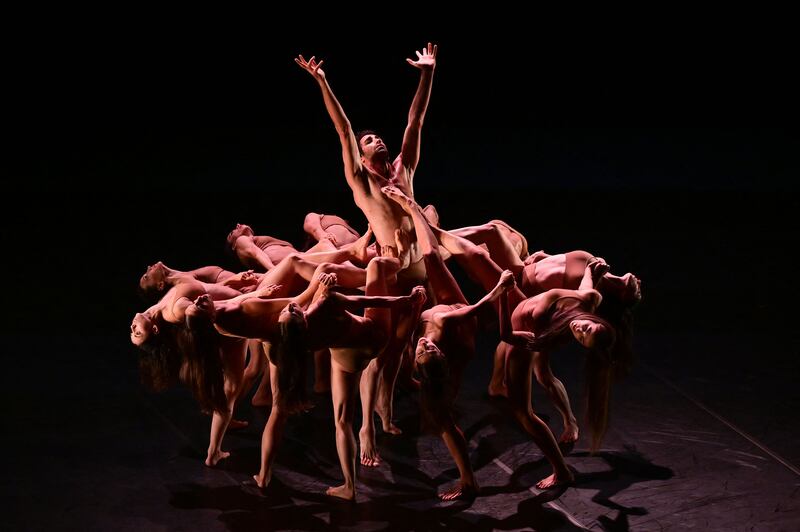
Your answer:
559;424;579;444
623;273;642;303
381;185;415;214
535;470;574;490
325;484;355;501
228;419;249;430
252;471;271;489
487;381;508;398
375;393;402;435
422;204;440;227
358;427;382;467
205;449;230;467
382;419;402;435
439;482;478;501
350;225;374;264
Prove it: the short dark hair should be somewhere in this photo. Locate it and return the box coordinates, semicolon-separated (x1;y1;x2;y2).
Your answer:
355;129;381;155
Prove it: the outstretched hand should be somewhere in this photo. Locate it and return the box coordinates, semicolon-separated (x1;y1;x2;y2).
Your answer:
406;42;437;70
295;54;326;81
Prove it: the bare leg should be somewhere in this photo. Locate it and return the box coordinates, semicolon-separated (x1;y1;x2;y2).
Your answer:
488;341;510;398
240;339;270;408
314;349;332;393
506;346;573;489
327;358;360;501
358;256;401;466
359;358;382;466
257;244;368;297
533;351;578;444
373;292;425;435
206;338;247;466
374;186;465;434
253;362;288;489
250;342;273;407
282;253;367;289
439;420;479;500
337;225;376;266
411;215;528;310
372;227;427;431
451;222;525;274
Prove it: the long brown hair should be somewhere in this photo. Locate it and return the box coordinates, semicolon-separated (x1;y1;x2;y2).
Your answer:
136;318;227;414
137;320;181;392
181;324;227;413
532;298;618;453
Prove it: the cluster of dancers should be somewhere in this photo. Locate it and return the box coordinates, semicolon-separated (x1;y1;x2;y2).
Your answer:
129;43;642;501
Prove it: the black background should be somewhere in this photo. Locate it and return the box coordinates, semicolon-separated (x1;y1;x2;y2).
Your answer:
4;20;798;340
3;16;800;529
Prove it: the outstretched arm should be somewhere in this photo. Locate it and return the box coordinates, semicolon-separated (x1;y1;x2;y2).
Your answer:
295;55;363;190
400;42;437;177
440;269;513;324
332;285;426;313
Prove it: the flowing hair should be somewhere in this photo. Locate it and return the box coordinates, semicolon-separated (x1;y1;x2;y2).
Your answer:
583;295;637;452
136;318;227;414
181;321;228;414
136;320;182;392
274;318;312;415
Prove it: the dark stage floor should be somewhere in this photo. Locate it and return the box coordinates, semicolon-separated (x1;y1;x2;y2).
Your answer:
4;329;798;531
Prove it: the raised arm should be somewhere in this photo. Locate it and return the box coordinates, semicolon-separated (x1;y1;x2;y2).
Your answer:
295;55;363;189
400;42;437;175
